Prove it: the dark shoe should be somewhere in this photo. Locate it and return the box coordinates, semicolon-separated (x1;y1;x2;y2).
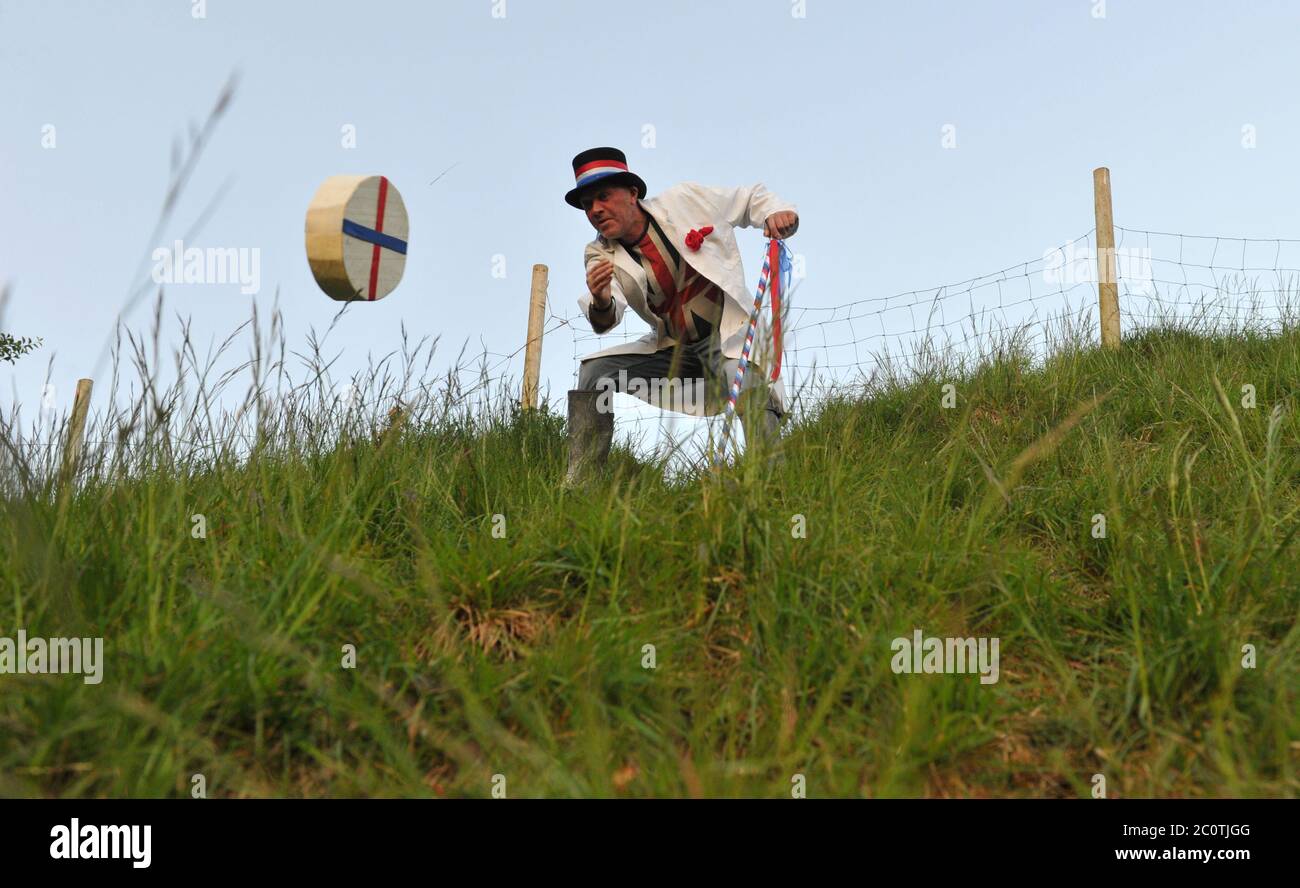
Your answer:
759;409;786;470
736;407;785;470
564;389;613;487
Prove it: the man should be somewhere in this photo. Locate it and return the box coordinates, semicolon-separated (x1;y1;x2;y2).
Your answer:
563;146;800;485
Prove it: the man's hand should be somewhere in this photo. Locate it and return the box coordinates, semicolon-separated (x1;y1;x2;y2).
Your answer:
587;259;614;310
763;211;799;239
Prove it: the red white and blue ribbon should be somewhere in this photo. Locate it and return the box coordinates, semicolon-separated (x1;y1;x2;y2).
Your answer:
714;237;791;467
573;158;631;191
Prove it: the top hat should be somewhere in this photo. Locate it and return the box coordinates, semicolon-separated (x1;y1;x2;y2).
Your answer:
564;147;648;209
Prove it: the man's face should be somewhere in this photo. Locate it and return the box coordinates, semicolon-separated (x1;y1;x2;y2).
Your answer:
579;183;641;240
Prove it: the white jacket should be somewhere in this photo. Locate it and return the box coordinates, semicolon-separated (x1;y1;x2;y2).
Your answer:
577;181;796;417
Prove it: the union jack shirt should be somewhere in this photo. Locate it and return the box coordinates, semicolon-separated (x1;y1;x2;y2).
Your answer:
620;212;725;344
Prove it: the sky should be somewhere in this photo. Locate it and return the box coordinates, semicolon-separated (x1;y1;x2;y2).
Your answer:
3;0;1299;456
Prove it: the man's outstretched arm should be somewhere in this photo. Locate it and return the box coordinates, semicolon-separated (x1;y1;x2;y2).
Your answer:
684;182;799;238
578;244;627;334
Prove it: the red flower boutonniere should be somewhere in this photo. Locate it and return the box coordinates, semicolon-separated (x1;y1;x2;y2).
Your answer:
684;225;714;252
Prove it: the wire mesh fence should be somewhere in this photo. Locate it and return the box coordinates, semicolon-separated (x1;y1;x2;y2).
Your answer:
10;207;1300;494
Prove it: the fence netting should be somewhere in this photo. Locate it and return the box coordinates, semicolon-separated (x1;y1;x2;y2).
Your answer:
8;222;1300;491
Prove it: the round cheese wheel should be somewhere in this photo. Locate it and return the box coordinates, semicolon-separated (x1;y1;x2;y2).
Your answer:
305;175;409;301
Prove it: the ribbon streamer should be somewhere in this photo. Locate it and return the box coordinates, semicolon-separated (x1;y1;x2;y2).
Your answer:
714;238;791;467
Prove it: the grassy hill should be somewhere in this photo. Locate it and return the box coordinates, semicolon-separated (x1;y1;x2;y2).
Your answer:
2;323;1297;797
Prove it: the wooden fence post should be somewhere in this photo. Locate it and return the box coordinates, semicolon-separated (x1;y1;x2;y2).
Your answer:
60;377;93;484
521;264;548;410
1093;167;1121;348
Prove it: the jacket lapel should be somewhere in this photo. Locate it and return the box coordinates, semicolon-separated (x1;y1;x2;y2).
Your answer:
642;193;749;340
596;226;646;291
597;193;747;349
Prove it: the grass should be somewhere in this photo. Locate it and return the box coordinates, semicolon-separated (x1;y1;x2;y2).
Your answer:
1;297;1297;798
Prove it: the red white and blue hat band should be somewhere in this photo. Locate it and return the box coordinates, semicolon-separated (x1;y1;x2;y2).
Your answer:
573;159;630;189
